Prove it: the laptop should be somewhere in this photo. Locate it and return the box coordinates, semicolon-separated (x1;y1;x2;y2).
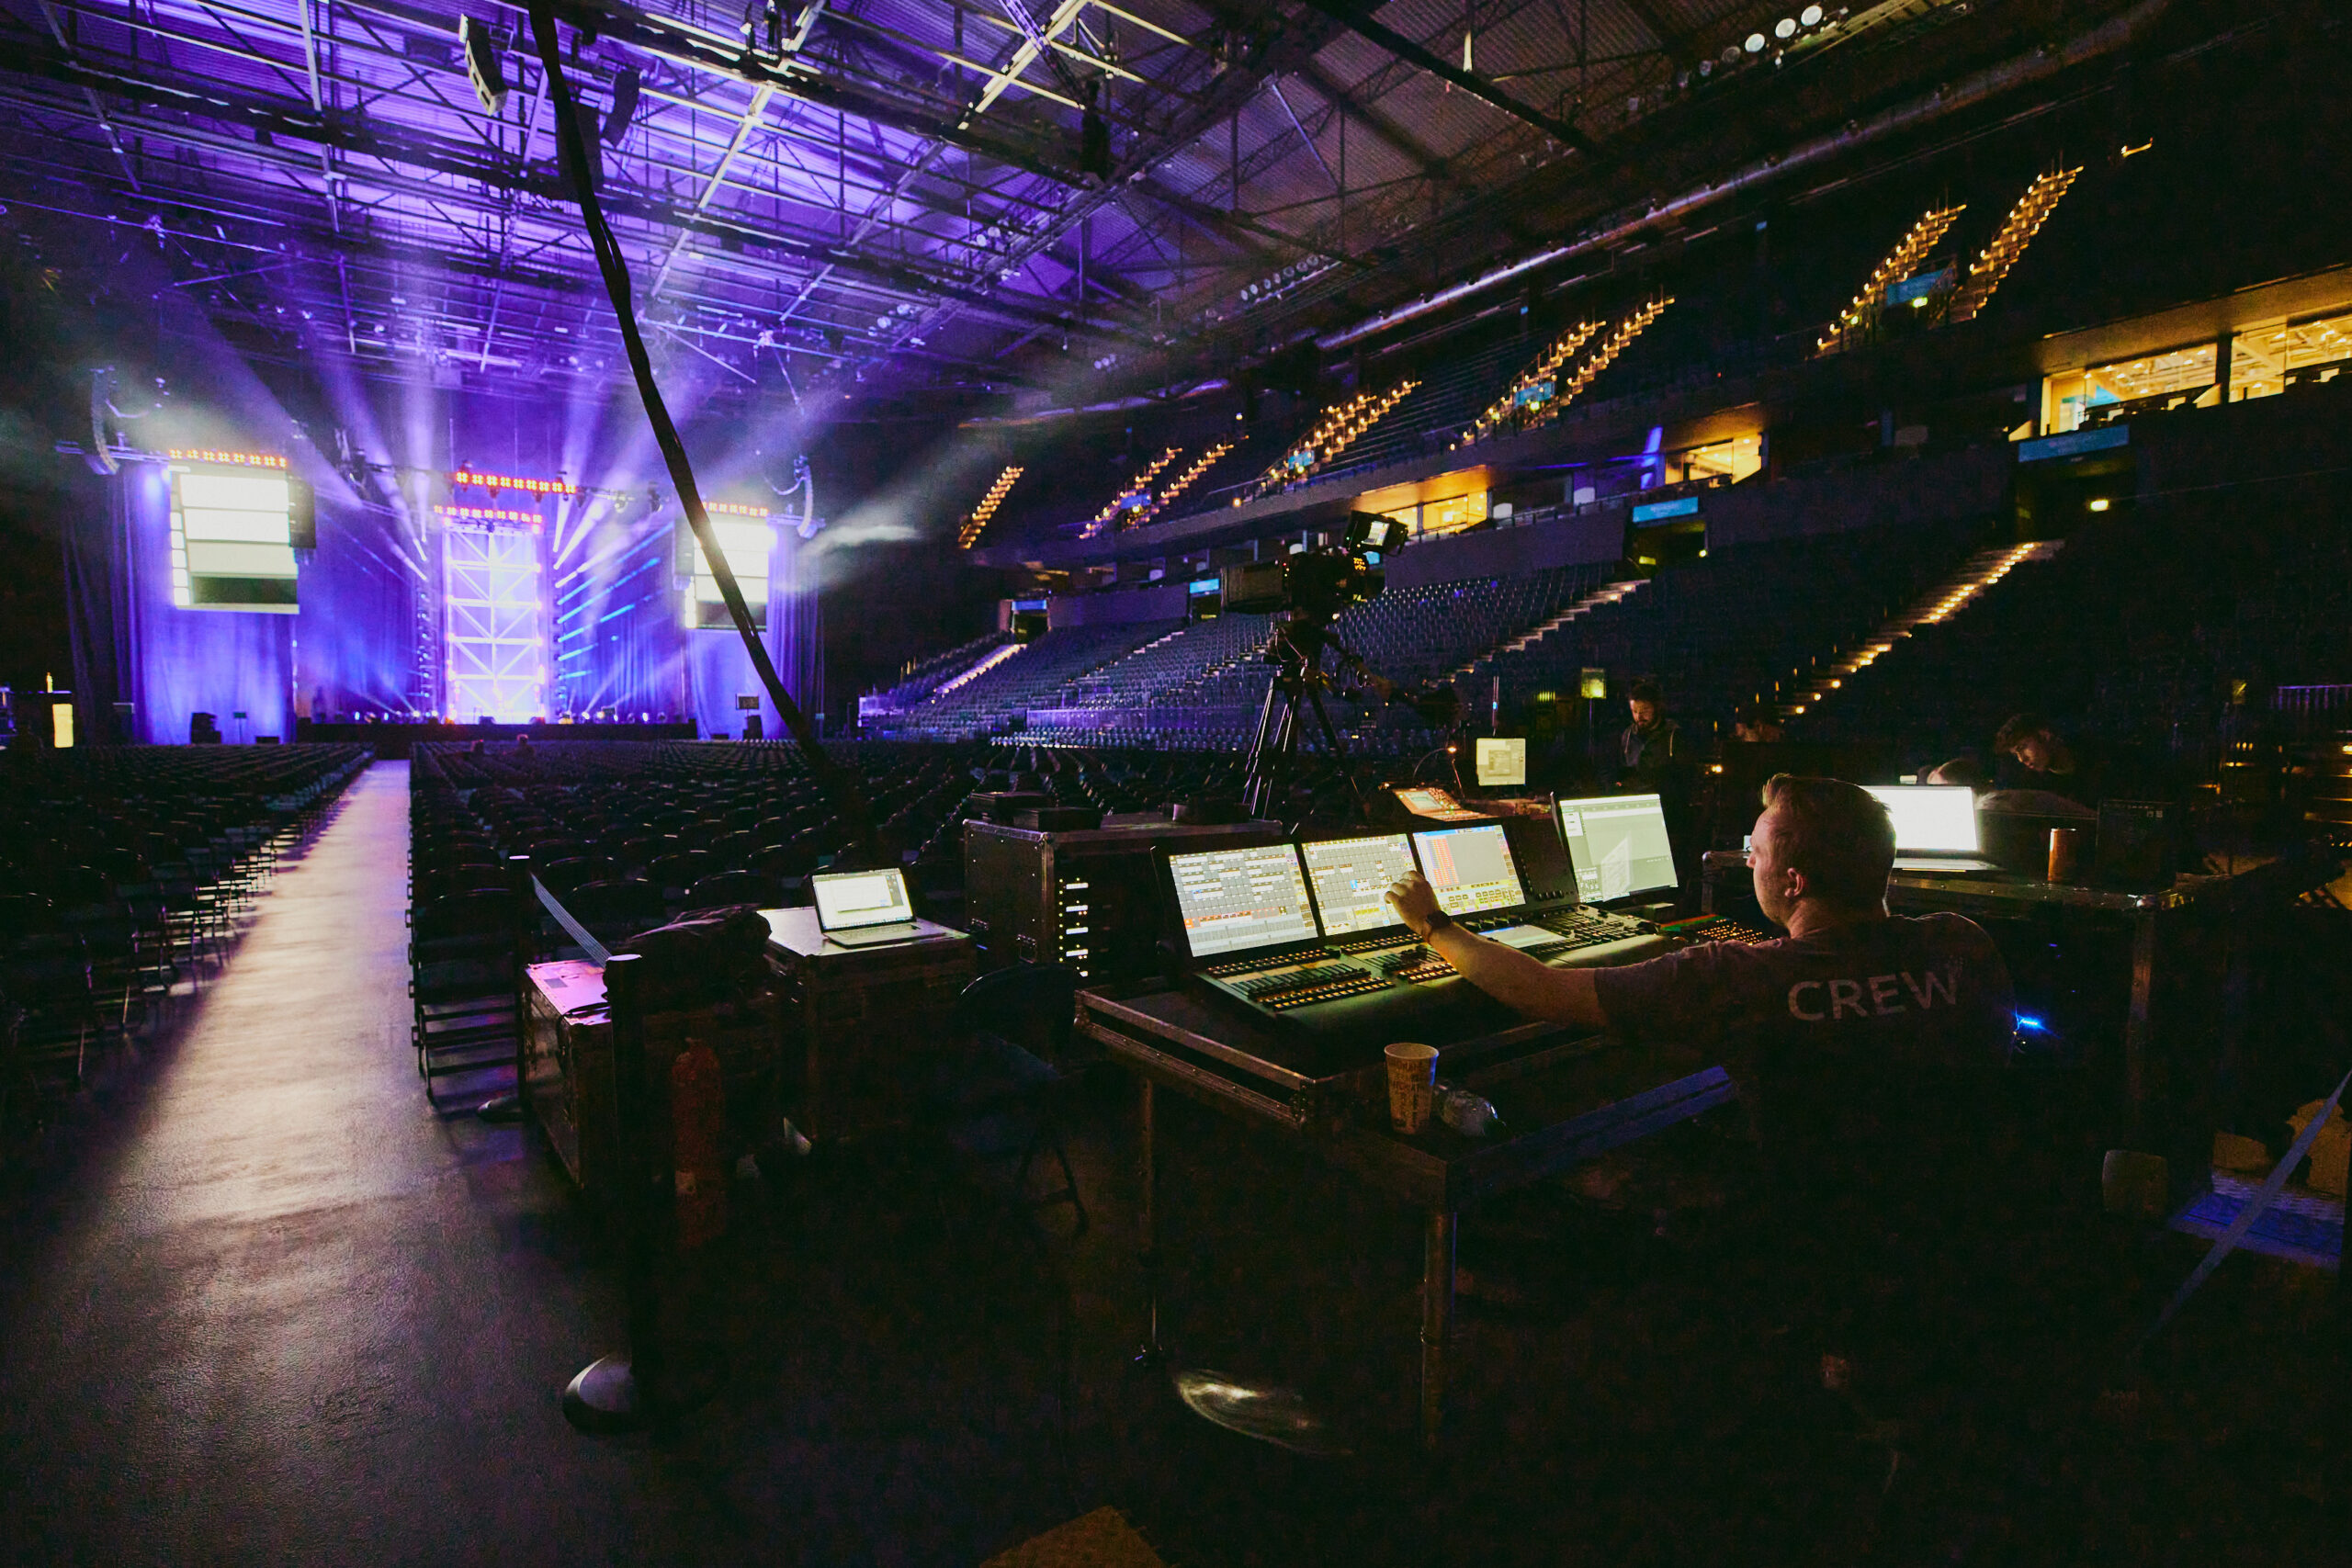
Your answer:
1555;793;1679;909
1865;784;2001;874
809;866;942;946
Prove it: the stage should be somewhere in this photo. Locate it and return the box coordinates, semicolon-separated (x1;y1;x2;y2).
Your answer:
294;720;700;758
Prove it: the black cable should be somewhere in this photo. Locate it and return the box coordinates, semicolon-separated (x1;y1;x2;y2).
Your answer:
526;1;881;864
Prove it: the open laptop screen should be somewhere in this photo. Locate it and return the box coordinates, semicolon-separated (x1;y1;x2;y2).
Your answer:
812;867;915;931
1167;843;1319;958
1300;832;1416;936
1864;784;1981;853
1410;824;1526;917
1556;793;1677;902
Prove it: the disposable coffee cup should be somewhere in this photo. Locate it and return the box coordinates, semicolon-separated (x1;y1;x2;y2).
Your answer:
1385;1043;1439;1134
2049;826;2090;885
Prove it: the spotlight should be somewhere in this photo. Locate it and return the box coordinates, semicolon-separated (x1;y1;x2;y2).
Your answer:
459;17;508;116
1744;32;1766;52
1775;17;1797;39
1801;4;1824;22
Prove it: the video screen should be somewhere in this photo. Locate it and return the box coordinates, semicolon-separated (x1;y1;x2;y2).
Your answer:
1410;824;1526;917
1300;833;1417;936
1475;737;1528;787
812;868;912;930
1557;794;1678;902
1864;784;1980;853
1167;844;1319;958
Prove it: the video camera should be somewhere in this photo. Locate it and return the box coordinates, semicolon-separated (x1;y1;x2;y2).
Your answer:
1217;512;1405;620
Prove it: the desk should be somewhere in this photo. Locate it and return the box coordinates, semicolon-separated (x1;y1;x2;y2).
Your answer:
762;907;975;1141
1701;852;2333;1137
1075;981;1734;1450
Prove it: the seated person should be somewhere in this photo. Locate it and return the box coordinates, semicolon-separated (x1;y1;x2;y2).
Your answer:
1920;756;1983;788
1732;705;1785;745
1992;712;2101;806
1387;776;2021;1416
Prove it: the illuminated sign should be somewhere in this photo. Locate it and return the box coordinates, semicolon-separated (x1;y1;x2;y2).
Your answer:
1630;495;1701;523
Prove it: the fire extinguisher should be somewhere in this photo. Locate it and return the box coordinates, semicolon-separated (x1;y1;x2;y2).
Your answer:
670;1035;728;1249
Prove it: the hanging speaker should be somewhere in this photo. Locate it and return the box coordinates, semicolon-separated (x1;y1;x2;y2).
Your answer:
604;66;641;147
288;478;316;551
459;17;508;116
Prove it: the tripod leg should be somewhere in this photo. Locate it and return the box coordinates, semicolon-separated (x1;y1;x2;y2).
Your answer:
1305;683;1374;820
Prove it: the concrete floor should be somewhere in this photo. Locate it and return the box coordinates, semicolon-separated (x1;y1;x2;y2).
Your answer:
0;763;752;1564
2;760;2343;1567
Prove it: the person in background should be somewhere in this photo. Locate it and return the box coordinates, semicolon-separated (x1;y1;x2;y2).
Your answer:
1622;678;1696;887
1733;705;1785;745
1621;678;1684;790
1921;756;1984;788
1993;713;2104;807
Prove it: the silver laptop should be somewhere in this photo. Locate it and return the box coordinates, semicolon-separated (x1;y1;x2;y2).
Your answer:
810;866;936;946
1866;784;2001;874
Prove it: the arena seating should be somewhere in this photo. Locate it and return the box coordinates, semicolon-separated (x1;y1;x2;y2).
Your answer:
1486;518;1988;733
1792;487;2352;771
879;621;1182;739
0;743;368;1135
868;630;1012;712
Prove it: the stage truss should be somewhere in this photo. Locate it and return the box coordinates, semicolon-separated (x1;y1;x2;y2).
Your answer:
444;525;546;723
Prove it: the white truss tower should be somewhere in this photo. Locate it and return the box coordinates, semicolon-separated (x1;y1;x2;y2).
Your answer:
444;525;546;723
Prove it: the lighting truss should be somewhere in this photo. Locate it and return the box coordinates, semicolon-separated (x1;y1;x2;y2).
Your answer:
444;523;547;721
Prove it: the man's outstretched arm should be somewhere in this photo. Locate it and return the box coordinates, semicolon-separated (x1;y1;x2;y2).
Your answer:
1385;873;1608;1029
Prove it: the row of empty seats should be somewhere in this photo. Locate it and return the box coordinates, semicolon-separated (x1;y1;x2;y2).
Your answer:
0;744;368;1138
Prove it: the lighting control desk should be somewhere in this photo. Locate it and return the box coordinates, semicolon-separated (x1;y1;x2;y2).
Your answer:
1074;980;1733;1451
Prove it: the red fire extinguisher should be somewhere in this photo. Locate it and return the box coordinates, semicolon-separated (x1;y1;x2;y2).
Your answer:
670;1036;728;1249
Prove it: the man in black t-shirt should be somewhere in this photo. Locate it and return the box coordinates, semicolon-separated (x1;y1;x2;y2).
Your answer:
1385;773;2016;1129
1388;775;2023;1421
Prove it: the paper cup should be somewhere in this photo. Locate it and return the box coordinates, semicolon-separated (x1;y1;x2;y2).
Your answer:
1385;1042;1439;1134
2048;826;2090;884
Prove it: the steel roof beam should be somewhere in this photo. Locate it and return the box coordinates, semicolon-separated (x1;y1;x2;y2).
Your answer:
1293;0;1594;153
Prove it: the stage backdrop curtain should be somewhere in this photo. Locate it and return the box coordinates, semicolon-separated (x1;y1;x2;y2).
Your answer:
62;468;133;743
685;529;822;739
292;497;420;717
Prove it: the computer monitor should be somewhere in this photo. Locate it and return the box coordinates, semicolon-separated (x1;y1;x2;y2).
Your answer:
1300;832;1417;936
811;866;916;931
1864;784;1981;853
1409;823;1526;918
1166;843;1320;959
1475;737;1527;788
1556;793;1678;903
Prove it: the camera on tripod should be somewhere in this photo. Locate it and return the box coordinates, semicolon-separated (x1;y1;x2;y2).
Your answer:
1217;512;1405;619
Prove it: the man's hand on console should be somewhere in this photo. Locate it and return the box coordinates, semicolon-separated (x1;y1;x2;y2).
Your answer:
1385;873;1450;941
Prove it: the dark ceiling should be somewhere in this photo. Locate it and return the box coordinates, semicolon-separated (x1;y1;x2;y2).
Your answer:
0;0;2178;410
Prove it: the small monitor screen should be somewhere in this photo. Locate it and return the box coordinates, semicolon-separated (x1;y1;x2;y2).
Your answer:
1168;844;1319;958
1557;794;1678;903
1392;785;1483;821
811;867;914;930
1301;833;1417;936
1865;784;1981;853
1410;824;1526;917
1475;737;1528;787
